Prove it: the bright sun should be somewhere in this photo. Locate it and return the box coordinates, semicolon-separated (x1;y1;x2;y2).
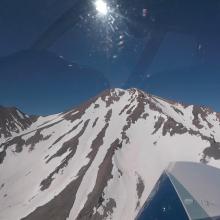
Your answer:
95;0;108;15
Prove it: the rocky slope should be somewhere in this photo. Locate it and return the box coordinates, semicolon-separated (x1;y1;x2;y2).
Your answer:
1;88;220;220
0;106;37;143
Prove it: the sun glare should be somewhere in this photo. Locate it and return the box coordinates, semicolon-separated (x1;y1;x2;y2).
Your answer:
95;0;108;15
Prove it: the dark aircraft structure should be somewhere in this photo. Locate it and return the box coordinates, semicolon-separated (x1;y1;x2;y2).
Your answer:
31;0;220;87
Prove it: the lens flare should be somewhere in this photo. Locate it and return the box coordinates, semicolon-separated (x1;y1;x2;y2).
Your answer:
95;0;108;15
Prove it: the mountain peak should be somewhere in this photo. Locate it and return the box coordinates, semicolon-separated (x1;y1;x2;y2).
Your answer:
0;106;37;141
63;88;219;136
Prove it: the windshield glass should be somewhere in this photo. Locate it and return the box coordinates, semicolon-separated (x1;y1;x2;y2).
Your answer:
0;0;220;114
2;2;220;220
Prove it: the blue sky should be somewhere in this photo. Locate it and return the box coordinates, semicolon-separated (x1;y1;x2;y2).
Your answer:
0;0;220;115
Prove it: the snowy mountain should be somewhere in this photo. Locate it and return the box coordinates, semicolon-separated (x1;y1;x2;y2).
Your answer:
1;88;220;220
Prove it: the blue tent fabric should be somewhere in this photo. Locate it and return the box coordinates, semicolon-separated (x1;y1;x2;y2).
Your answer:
136;162;220;220
136;172;189;220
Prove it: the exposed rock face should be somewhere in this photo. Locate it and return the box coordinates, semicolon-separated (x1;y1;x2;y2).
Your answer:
201;140;220;163
0;106;37;141
1;88;220;220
